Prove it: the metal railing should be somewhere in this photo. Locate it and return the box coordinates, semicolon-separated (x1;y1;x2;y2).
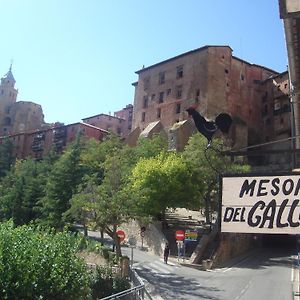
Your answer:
100;268;153;300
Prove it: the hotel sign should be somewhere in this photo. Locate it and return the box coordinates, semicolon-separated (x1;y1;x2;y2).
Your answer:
221;174;300;234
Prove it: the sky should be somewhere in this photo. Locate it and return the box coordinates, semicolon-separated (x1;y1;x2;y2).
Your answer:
0;0;287;125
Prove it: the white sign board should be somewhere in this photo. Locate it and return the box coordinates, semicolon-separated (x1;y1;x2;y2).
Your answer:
221;174;300;234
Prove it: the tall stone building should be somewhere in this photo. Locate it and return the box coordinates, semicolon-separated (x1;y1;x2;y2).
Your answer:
132;45;279;149
0;66;45;136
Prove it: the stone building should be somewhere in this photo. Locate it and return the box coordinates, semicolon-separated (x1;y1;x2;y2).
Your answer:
114;104;133;136
82;108;132;138
132;45;280;149
0;66;45;136
1;122;108;160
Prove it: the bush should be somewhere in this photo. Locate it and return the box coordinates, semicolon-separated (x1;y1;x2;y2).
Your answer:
0;222;90;300
89;266;130;300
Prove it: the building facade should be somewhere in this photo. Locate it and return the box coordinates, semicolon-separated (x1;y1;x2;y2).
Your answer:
0;66;45;136
0;122;107;160
82;107;132;138
132;46;279;149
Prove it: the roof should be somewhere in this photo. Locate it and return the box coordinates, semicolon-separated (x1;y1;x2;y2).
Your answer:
82;113;125;121
135;45;232;74
135;45;281;75
2;69;15;82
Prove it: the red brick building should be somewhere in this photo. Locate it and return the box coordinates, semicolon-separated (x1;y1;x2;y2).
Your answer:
81;104;133;139
0;122;107;160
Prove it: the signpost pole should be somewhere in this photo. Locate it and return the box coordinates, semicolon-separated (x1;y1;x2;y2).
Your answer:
131;247;133;268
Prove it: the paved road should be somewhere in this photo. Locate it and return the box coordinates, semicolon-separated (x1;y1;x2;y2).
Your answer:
122;246;296;300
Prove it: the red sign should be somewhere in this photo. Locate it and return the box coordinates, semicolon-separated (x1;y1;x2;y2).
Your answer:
175;230;185;241
116;230;126;242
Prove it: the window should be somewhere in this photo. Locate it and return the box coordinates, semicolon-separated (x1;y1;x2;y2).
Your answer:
157;108;161;118
176;103;181;114
151;94;156;100
159;92;164;103
1;90;3;95
143;96;148;108
159;72;165;84
241;74;244;80
141;112;146;122
117;127;122;135
225;69;229;74
176;85;183;99
143;76;150;90
176;65;183;79
167;89;171;96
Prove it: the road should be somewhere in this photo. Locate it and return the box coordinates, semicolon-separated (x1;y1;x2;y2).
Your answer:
122;246;296;300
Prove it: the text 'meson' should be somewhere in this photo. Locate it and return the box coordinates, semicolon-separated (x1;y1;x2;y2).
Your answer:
221;174;300;234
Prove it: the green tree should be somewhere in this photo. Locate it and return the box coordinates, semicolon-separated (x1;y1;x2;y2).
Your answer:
40;136;84;229
182;134;250;223
0;138;14;178
0;159;50;225
0;222;90;300
130;152;199;219
134;133;168;159
68;147;136;258
80;134;123;184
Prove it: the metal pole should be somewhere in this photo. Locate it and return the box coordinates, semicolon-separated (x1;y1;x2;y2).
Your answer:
131;246;133;269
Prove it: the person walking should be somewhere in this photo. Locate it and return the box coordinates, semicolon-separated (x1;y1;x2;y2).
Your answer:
163;242;170;264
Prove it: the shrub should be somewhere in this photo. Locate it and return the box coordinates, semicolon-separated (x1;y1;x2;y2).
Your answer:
89;266;130;300
0;222;90;300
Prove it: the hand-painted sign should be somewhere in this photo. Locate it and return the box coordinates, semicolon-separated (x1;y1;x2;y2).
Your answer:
221;174;300;234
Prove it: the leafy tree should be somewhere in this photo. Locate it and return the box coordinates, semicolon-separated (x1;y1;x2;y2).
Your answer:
80;134;123;184
68;146;137;258
130;152;199;219
40;136;84;229
134;133;168;159
0;138;14;178
0;222;90;300
182;134;250;223
0;159;50;225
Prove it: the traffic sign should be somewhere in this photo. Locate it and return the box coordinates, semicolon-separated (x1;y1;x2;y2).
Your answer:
175;230;185;241
116;230;126;242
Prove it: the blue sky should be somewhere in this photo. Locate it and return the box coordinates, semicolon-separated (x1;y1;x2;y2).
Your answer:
0;0;287;124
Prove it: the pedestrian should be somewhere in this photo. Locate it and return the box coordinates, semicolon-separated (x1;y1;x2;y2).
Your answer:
163;242;170;264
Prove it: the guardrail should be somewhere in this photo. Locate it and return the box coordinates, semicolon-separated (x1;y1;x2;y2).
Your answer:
100;268;153;300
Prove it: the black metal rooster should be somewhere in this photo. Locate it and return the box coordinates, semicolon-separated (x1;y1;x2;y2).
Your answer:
186;106;232;146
